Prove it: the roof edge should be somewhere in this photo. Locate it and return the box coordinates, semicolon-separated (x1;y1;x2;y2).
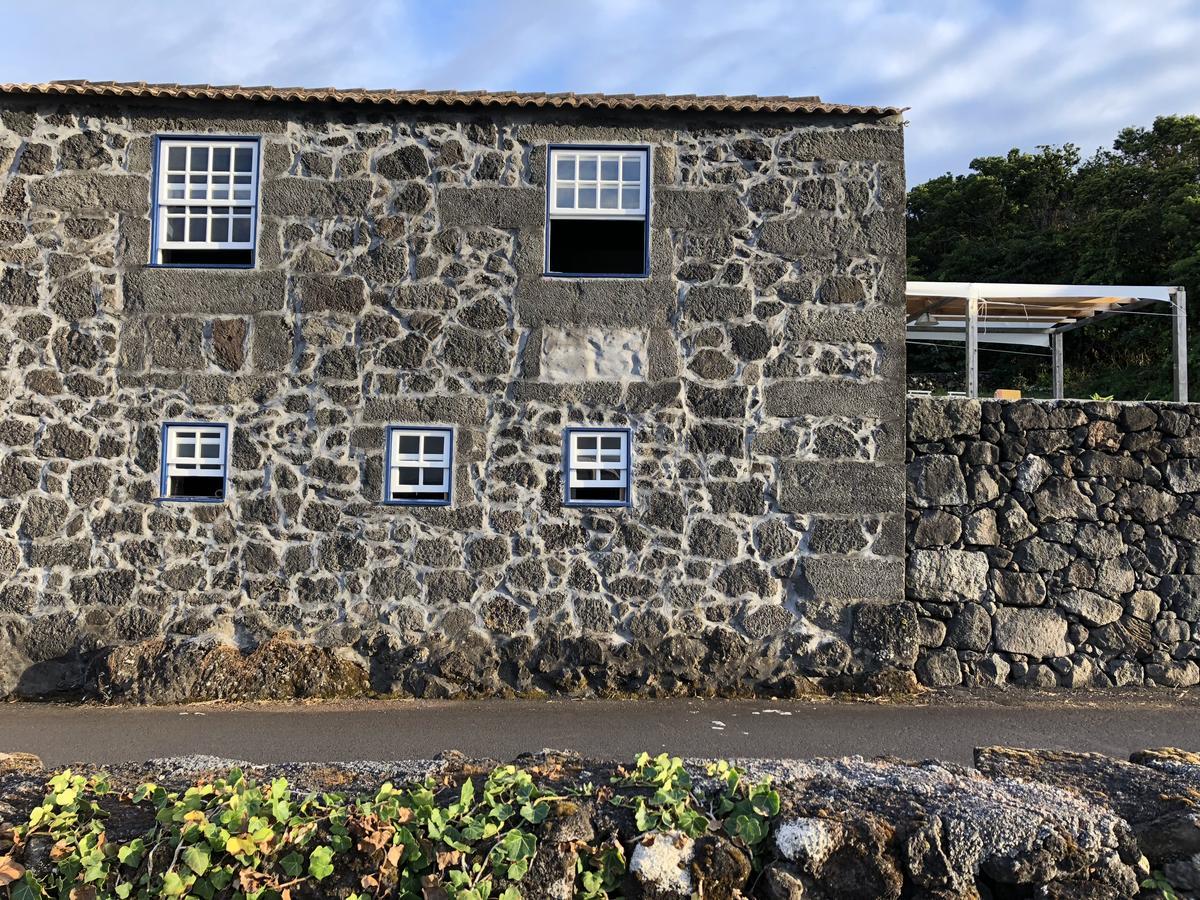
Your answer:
0;80;906;117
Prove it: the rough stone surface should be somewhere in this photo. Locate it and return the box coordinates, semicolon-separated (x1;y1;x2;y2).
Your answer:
909;396;1200;690
0;94;906;701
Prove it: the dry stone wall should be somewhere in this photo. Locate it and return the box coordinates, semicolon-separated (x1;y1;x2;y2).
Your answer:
0;95;906;700
908;396;1200;689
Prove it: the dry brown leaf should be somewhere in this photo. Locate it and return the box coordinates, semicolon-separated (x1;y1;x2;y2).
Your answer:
69;887;97;900
435;849;461;870
51;839;72;860
361;873;380;890
421;874;450;900
0;855;25;886
386;844;404;867
395;806;415;823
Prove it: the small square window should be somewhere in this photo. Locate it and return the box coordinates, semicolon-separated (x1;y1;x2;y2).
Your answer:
161;422;229;501
564;428;631;507
154;137;260;267
386;426;454;506
546;146;649;277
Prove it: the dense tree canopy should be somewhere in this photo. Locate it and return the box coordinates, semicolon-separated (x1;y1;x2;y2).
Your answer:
906;115;1200;399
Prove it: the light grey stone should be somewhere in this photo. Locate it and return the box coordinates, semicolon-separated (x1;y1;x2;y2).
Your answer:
993;607;1070;658
907;550;989;602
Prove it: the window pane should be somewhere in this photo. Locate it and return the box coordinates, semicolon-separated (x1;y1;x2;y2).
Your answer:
578;186;596;208
397;434;420;454
422;467;444;486
425;435;445;454
600;158;618;180
211;176;230;200
167;217;184;241
555;156;575;180
235;147;253;172
200;443;220;458
622;187;640;209
231;218;251;242
576;469;595;481
167;146;186;170
397;467;419;485
212;147;231;171
189;218;207;242
601;435;622;449
555;186;574;208
189;175;207;199
600;187;618;209
190;146;209;170
600;469;620;481
623;156;641;182
579;157;597;180
210;218;229;242
578;436;596;450
177;441;196;458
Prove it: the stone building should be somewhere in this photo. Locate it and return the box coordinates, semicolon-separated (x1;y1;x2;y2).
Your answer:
0;81;907;701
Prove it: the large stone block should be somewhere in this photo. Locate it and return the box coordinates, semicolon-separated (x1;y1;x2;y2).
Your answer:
29;173;148;213
540;328;646;381
907;397;982;442
764;379;897;418
125;270;286;314
364;396;488;426
261;178;373;217
851;601;919;668
438;187;544;227
653;188;748;232
907;549;988;602
516;279;676;327
801;556;903;601
992;607;1070;658
778;462;903;514
907;455;967;507
784;306;904;343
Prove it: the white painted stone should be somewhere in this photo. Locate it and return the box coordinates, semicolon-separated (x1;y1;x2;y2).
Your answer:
629;830;694;896
774;817;840;870
541;328;645;382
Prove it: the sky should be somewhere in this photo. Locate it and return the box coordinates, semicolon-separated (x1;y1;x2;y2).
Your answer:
2;0;1199;184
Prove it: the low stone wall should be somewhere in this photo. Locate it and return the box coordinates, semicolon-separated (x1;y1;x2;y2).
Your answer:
908;396;1200;689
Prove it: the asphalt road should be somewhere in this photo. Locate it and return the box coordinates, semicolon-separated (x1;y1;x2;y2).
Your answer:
4;694;1200;766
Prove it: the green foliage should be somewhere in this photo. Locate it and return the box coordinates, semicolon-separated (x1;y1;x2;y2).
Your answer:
907;115;1200;399
1142;870;1181;900
9;755;783;900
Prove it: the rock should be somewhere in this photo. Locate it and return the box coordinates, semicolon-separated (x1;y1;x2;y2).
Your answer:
1058;590;1123;627
989;570;1046;607
946;602;991;651
992;607;1070;658
907;549;988;602
1014;455;1052;493
907;455;967;507
629;831;694;899
907;397;982;442
916;648;963;688
851;602;919;668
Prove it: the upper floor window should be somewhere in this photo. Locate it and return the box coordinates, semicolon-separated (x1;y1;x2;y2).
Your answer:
385;426;454;506
160;422;229;502
546;146;649;277
153;138;260;267
563;427;632;507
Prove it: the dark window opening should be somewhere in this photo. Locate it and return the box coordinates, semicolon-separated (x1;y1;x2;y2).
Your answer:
547;219;646;276
569;486;627;503
169;475;224;499
160;248;255;266
391;490;450;502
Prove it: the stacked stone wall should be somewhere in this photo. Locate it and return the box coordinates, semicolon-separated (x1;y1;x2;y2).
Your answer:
0;96;906;700
908;396;1200;689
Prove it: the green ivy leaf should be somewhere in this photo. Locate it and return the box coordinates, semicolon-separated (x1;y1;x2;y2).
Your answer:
280;851;305;879
183;843;210;876
308;845;335;881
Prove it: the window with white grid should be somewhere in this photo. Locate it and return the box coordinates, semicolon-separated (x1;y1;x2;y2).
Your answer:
546;146;649;276
155;138;259;266
565;429;630;506
386;426;454;505
162;423;228;501
550;149;647;217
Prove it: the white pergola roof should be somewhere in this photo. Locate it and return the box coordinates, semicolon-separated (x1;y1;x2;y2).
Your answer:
906;281;1175;347
905;281;1187;401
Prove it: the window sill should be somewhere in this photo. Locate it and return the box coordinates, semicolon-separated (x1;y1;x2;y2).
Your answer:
156;496;227;504
146;262;258;271
381;499;453;508
542;271;649;280
563;500;633;509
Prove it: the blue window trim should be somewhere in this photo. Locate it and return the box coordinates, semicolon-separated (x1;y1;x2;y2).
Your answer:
544;143;652;279
157;420;231;504
148;134;262;270
382;424;456;507
562;426;634;508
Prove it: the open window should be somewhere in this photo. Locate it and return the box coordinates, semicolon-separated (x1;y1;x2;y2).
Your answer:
385;426;454;506
160;422;229;501
546;147;649;277
564;428;631;507
154;137;260;266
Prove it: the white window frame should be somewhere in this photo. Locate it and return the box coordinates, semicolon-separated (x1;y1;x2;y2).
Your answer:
385;426;455;506
161;422;229;502
564;428;631;507
548;147;648;219
154;137;260;263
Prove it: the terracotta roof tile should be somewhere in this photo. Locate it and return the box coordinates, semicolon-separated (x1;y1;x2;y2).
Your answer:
0;80;903;117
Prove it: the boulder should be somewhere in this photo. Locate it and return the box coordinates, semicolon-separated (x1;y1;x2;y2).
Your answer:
992;607;1070;658
907;549;988;602
907;455;967;507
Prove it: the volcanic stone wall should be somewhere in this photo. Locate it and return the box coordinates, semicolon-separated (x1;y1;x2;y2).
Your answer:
0;94;907;700
908;396;1200;689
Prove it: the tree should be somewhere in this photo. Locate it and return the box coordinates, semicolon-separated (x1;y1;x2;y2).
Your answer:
907;115;1200;399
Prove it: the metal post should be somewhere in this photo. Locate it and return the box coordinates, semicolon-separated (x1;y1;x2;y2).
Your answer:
1051;331;1064;399
965;291;979;398
1172;288;1188;403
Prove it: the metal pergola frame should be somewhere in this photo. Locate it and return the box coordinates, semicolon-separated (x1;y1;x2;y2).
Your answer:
906;281;1189;402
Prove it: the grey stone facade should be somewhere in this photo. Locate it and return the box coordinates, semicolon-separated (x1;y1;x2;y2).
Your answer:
909;396;1200;689
0;92;907;700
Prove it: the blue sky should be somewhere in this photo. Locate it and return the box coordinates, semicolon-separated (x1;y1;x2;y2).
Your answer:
3;0;1198;184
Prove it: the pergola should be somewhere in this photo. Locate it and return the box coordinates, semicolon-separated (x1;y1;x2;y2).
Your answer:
906;281;1189;402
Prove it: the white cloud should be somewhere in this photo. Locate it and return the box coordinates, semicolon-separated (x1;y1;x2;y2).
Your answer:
2;0;1198;182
